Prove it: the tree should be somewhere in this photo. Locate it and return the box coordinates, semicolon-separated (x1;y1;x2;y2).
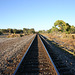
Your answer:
0;31;2;35
65;23;71;31
23;28;28;35
51;26;59;32
23;28;35;34
28;28;35;34
47;29;51;33
38;30;42;33
1;29;9;33
71;25;75;28
16;29;23;34
70;25;75;33
13;29;17;34
54;20;66;32
7;28;11;35
54;20;72;33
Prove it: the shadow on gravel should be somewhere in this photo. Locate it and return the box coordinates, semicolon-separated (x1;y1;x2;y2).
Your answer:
40;34;75;58
40;34;75;75
15;35;40;75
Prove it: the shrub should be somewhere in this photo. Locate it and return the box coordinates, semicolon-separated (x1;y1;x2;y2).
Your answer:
70;28;75;34
20;34;24;37
0;31;2;35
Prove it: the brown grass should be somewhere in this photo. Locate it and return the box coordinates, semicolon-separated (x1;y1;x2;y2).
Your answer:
42;33;75;55
7;34;24;38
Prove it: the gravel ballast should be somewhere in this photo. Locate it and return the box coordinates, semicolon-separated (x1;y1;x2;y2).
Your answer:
0;34;36;75
43;34;75;74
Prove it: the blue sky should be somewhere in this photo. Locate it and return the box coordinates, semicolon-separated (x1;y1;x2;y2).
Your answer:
0;0;75;31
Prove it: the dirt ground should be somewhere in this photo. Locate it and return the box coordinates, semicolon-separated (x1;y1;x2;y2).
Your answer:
0;34;36;75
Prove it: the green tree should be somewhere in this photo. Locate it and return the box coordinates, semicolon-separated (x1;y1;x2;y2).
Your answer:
54;20;66;32
1;29;8;33
28;28;35;34
0;31;2;35
54;20;72;33
71;25;75;28
66;23;71;31
51;26;59;32
47;29;51;33
70;25;75;33
7;28;11;34
13;29;17;34
23;28;28;35
38;30;42;33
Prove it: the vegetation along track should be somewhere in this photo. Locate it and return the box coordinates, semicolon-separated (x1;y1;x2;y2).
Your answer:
13;34;59;75
40;34;74;75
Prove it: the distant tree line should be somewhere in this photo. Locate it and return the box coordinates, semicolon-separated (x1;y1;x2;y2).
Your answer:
0;28;35;35
23;28;35;35
38;20;75;34
38;30;46;33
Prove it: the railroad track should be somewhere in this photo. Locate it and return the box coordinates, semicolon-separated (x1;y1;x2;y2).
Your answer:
13;34;59;75
40;34;74;75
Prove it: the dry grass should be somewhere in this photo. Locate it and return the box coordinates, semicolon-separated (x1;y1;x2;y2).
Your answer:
7;34;24;38
42;33;75;55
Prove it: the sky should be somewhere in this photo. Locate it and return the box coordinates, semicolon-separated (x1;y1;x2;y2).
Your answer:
0;0;75;31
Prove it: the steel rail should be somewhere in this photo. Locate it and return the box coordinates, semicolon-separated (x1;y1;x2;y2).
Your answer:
40;34;53;49
13;34;60;75
39;35;60;75
13;34;37;75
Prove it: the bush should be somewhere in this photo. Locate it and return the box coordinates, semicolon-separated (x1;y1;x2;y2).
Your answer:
7;34;24;38
0;31;2;35
51;26;59;33
20;34;24;37
7;34;20;38
65;31;70;34
70;28;75;34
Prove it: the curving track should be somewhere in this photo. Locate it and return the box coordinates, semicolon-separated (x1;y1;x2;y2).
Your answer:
13;34;59;75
